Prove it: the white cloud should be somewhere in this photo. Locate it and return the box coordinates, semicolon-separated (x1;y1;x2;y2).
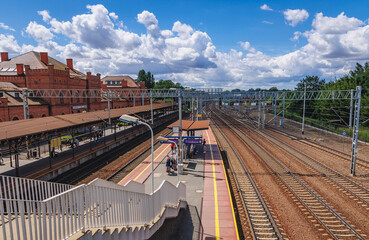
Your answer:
291;31;302;41
0;22;15;31
312;12;363;34
26;21;54;42
262;21;273;24
239;41;256;52
8;5;369;90
0;34;21;53
109;12;118;20
283;9;309;26
260;4;273;11
38;10;51;23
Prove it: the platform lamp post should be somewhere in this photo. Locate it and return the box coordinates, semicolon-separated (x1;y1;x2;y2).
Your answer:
157;136;180;183
119;114;155;193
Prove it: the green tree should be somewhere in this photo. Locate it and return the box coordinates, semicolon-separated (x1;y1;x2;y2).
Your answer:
289;76;325;117
154;79;183;89
136;69;155;88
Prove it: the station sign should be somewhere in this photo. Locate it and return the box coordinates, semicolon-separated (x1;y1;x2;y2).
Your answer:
72;105;87;109
184;139;202;144
198;114;202;118
172;126;179;133
159;138;179;144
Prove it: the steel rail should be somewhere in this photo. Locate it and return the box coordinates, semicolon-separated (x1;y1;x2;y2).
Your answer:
238;120;369;208
210;113;283;240
215;109;366;240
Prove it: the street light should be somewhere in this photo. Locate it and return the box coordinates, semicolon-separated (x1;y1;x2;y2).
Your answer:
119;114;155;193
157;136;180;183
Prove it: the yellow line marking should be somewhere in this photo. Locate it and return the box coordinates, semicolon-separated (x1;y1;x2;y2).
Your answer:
210;127;240;240
117;144;170;184
206;130;220;240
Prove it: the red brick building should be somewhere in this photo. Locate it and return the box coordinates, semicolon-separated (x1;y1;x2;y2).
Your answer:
0;51;148;122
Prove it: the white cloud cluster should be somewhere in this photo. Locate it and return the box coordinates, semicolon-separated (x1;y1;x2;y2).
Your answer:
283;9;309;26
260;4;273;11
1;5;369;90
0;22;15;31
26;21;54;42
239;41;256;52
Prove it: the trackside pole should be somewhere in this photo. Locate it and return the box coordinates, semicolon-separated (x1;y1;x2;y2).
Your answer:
178;90;184;174
349;89;353;128
350;86;362;176
150;91;153;124
302;83;306;134
282;96;285;128
274;95;277;125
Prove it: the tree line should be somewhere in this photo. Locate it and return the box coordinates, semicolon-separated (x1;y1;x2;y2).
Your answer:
136;69;184;89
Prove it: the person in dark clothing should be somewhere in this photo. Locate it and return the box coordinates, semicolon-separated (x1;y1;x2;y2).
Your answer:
203;138;206;153
166;157;172;173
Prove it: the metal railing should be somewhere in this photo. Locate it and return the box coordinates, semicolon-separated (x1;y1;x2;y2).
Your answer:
0;176;186;240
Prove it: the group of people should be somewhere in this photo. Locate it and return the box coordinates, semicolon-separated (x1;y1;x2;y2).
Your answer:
166;155;177;174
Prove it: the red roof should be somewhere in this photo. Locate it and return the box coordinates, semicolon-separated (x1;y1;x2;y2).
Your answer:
167;120;210;131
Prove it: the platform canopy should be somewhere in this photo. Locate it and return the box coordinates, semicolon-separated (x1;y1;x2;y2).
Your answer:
167;120;210;131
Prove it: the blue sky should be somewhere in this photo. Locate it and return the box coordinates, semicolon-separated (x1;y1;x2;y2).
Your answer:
1;0;369;89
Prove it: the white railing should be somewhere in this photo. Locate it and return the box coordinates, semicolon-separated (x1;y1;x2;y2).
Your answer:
0;176;186;240
0;175;73;201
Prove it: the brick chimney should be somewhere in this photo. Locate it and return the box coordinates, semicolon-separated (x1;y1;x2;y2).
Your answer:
121;80;128;88
40;52;48;65
16;64;24;75
66;58;73;69
1;52;8;62
139;81;146;88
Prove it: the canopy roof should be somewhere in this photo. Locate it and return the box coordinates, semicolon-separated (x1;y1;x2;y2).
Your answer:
167;120;210;131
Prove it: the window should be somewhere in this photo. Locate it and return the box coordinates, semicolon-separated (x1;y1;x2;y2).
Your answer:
0;92;3;97
14;93;20;98
60;92;63;104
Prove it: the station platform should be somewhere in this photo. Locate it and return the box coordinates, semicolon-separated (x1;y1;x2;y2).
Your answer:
119;128;239;240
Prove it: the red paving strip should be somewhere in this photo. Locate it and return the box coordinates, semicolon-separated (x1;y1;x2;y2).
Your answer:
201;129;239;240
118;143;171;186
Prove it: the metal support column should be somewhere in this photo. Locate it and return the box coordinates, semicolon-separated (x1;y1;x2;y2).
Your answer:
22;89;29;120
258;93;261;129
150;91;153;124
133;96;135;107
142;94;144;106
282;96;285;128
262;92;265;129
178;90;183;174
238;96;241;115
349;89;353;128
107;90;111;125
191;97;194;120
302;83;306;134
350;86;362;176
196;96;199;121
274;95;277;125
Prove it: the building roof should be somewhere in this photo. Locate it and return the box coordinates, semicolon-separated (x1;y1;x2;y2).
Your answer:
0;51;85;78
167;120;210;131
101;75;139;88
0;82;45;106
0;103;173;141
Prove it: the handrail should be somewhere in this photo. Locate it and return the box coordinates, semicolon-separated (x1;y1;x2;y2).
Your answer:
0;176;186;240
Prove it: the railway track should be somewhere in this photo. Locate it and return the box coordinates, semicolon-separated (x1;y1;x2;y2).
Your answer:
230;116;369;212
51;115;177;185
211;109;366;240
211;117;282;240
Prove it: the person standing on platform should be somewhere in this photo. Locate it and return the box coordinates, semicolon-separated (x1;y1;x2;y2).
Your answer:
0;151;3;165
166;156;172;174
203;138;206;153
171;143;175;153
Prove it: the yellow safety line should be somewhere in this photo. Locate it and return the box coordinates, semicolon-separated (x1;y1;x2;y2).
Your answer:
118;144;170;184
211;127;240;240
206;130;220;240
